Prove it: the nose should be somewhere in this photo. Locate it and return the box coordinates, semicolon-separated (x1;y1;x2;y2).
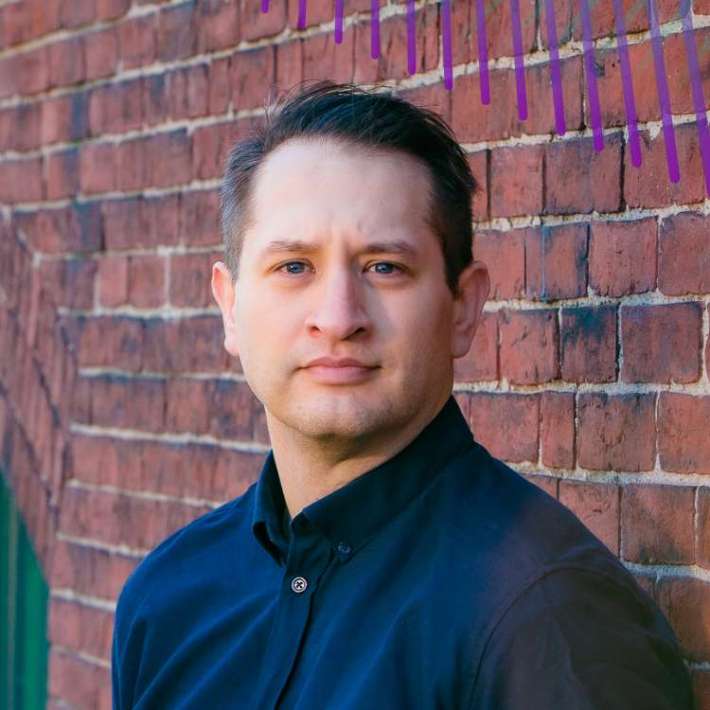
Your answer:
304;265;371;341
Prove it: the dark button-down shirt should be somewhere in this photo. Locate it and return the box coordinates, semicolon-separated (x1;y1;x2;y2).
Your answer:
111;395;693;709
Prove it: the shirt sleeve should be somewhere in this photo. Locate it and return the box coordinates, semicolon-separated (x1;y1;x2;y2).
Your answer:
468;566;695;710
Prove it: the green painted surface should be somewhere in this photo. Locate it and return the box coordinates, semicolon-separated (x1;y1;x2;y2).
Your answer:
0;472;49;710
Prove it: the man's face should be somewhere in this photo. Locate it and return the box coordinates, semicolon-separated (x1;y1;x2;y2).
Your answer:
212;137;488;449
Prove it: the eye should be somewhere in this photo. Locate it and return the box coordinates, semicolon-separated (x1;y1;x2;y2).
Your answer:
274;261;405;276
367;262;404;275
276;260;310;275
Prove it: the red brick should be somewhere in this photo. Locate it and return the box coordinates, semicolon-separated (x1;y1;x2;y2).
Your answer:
699;489;710;568
169;251;219;307
192;119;251;180
577;393;656;472
48;37;85;88
208;56;232;115
142;73;170;127
18;45;50;95
77;315;144;371
196;0;241;51
490;144;543;218
624;124;705;208
102;195;180;250
665;28;710;119
231;45;276;110
95;0;131;21
97;254;129;307
40;92;89;144
275;39;303;96
398;82;452;129
470;0;535;60
0;157;43;203
179;189;221;246
168;64;209;119
14;204;102;253
467;150;489;221
465;392;540;463
540;391;575;469
545;134;622;214
79;142;117;195
658;212;710;296
240;0;287;40
45;148;80;200
621;303;702;384
524;224;588;301
140;315;232;375
0;104;41;152
657;577;710;661
658;393;710;474
303;25;355;85
119;13;157;69
128;255;166;309
621;484;695;564
499;308;559;385
560;305;617;383
48;649;111;710
49;597;113;661
473;229;526;300
143;129;192;188
158;0;196;61
453;311;498;382
691;670;710;710
89;80;143;136
37;257;96;309
559;480;619;554
115;137;146;191
165;378;211;433
59;0;96;28
288;0;368;28
589;218;657;297
84;27;119;82
522;473;558;498
354;5;439;83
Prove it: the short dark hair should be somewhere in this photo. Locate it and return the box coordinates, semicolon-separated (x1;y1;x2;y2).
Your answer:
220;80;477;296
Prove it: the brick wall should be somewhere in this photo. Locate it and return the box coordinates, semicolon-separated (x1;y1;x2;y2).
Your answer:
0;0;708;707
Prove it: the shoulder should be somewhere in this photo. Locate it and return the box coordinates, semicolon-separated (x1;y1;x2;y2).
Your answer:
113;483;256;637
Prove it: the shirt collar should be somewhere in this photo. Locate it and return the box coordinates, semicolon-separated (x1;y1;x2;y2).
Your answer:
251;394;475;565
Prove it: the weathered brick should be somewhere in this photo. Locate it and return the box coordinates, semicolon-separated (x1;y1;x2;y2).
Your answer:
119;13;157;69
490;144;543;218
37;257;96;309
79;142;117;194
540;391;575;469
168;64;209;120
48;37;85;88
303;25;355;85
621;484;695;564
657;577;710;661
208;56;232;115
95;0;131;21
144;129;192;188
453;311;498;382
48;649;111;710
45;148;80;200
196;0;241;51
560;305;617;383
128;254;166;309
59;0;96;28
524;224;588;301
658;393;710;474
102;195;180;250
467;150;488;221
97;253;129;307
589;218;657;297
658;212;710;296
40;92;89;144
499;308;559;385
17;46;50;95
158;0;197;61
14;204;102;254
275;39;303;97
699;489;710;568
0;103;41;152
231;45;276;110
49;597;113;661
179;189;221;246
240;0;287;41
0;157;44;203
577;393;656;472
76;315;144;372
559;480;619;554
89;80;143;136
84;27;118;81
473;229;526;300
465;392;540;463
621;303;702;384
169;251;220;307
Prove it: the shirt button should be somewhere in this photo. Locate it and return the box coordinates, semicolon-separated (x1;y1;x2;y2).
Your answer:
290;576;308;594
336;542;351;555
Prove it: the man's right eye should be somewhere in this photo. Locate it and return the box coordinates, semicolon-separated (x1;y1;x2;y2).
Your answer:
276;261;309;275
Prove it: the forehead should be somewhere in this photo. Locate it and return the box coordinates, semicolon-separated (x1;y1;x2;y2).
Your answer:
244;137;435;251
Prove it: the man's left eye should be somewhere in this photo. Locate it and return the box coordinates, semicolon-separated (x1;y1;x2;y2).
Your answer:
368;262;403;274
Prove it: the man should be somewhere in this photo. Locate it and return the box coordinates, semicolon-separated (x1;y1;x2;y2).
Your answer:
111;81;694;709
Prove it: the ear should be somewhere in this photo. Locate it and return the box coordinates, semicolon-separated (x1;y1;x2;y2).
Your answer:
451;260;490;359
211;260;240;358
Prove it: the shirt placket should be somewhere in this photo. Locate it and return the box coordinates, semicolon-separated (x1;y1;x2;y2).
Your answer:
254;519;333;709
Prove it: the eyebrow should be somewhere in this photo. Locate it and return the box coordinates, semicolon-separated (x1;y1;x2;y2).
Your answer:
259;239;420;259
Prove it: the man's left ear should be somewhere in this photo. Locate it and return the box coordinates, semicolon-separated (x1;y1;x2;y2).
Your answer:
451;260;490;359
211;261;241;359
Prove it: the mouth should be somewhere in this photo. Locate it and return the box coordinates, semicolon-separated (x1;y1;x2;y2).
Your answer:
302;364;379;385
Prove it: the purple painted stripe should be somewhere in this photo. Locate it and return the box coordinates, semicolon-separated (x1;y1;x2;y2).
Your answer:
297;0;307;30
371;0;381;59
261;0;269;13
680;0;710;194
543;0;565;134
442;0;453;90
648;0;680;182
335;0;344;44
611;0;642;166
580;0;604;150
475;0;490;104
406;0;416;73
510;0;527;120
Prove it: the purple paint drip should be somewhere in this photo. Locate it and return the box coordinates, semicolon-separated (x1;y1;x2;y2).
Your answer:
580;0;604;150
648;0;680;182
510;0;527;120
371;0;381;59
261;0;269;13
441;0;453;90
335;0;344;44
406;0;416;74
297;0;307;30
680;0;710;194
475;0;490;104
611;0;642;166
543;0;565;134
